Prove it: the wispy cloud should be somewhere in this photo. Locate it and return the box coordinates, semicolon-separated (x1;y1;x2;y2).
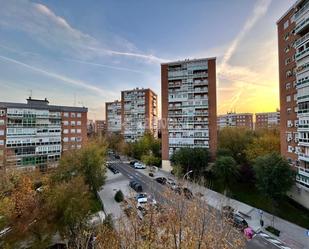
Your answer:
219;0;272;70
0;0;166;64
217;0;273;113
0;54;112;96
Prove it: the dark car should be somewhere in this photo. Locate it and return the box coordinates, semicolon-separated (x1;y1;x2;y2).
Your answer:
232;214;248;231
129;180;143;192
108;165;119;174
129;160;138;167
155;177;167;185
115;154;120;159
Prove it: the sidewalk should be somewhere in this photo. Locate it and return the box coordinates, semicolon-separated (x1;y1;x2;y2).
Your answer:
142;168;309;249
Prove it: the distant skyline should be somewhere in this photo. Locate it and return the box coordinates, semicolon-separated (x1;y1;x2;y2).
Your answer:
0;0;295;120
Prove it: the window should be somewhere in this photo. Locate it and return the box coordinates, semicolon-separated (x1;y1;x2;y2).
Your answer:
77;113;81;118
0;120;4;126
77;144;81;149
70;137;75;142
0;110;5;117
77;121;81;126
71;129;76;133
285;58;291;65
63;137;69;142
286;95;291;102
284;33;289;40
284;20;289;29
294;94;298;101
77;129;81;133
63;112;69;117
0;150;3;156
0;130;4;136
63;129;69;134
71;113;76;118
0;140;3;145
287;108;292;114
71;121;76;126
286;70;292;78
76;137;82;142
63;121;69;126
285;46;290;53
286;82;291;90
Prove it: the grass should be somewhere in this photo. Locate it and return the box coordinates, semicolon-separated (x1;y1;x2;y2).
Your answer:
211;179;309;229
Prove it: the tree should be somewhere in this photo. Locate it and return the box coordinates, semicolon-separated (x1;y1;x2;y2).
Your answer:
218;127;254;164
95;190;246;249
245;133;280;162
213;156;239;196
54;141;107;193
46;176;93;247
114;190;124;203
170;148;210;179
253;153;295;226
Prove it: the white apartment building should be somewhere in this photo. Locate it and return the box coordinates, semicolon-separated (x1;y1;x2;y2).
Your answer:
161;58;217;170
121;88;157;142
105;100;122;133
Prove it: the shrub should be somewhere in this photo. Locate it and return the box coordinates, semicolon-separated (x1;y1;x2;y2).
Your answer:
266;226;280;237
114;190;124;203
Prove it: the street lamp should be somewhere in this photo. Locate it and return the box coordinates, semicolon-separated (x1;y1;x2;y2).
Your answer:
183;170;193;181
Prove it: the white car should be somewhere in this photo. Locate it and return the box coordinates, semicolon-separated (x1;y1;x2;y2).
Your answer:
134;162;146;169
136;193;148;204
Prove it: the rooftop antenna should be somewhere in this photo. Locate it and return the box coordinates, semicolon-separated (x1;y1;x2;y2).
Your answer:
28;89;33;98
74;93;76;107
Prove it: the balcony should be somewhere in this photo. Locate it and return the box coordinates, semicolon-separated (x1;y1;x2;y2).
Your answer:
294;1;309;21
298;137;309;146
299;153;309;162
296;78;309;88
295;46;309;61
296;17;309;35
297;93;309;102
298;166;309;178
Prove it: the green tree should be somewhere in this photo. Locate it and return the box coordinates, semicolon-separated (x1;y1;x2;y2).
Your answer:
114;190;124;203
253;153;295;226
55;141;107;193
46;176;92;247
245;133;280;162
213;156;239;196
218;127;254;164
170;148;210;179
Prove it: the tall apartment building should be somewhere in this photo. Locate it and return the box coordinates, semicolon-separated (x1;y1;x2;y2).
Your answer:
95;120;106;135
255;111;280;129
105;100;122;133
87;119;95;137
278;0;309;208
121;88;157;142
217;112;253;130
161;58;217;171
0;98;87;171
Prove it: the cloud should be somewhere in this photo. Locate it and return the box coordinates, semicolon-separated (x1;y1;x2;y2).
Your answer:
219;0;272;70
217;0;274;113
0;54;114;96
0;0;166;64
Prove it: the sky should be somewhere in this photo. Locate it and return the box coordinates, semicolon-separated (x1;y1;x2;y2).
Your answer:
0;0;295;120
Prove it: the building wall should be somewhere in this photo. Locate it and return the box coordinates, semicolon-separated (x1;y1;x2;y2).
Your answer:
105;100;122;133
278;7;298;164
121;88;158;142
161;58;217;166
217;113;253;130
0;99;87;171
255;112;280;129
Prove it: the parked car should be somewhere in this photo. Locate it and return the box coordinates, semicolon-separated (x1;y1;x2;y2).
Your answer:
155;177;167;185
149;172;154;177
134;162;146;169
129;160;138;167
166;178;177;189
231;214;248;231
129;180;143;192
136;193;148;204
108;165;119;174
114;154;120;159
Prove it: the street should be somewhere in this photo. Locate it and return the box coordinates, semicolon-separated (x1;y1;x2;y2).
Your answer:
109;160;284;249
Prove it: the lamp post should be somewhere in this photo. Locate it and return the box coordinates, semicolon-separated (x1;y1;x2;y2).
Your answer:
183;170;193;181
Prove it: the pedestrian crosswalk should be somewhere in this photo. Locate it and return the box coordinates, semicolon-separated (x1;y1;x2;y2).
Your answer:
258;231;292;249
